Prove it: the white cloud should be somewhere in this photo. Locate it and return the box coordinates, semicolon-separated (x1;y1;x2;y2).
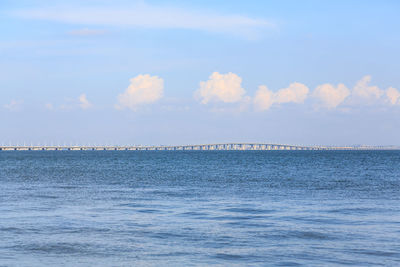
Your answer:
274;82;309;104
68;28;106;36
45;94;92;111
352;75;384;100
312;76;393;109
253;85;274;111
14;3;274;38
78;94;92;109
253;82;309;111
116;74;164;110
313;83;350;109
386;87;400;105
4;100;23;111
196;72;246;104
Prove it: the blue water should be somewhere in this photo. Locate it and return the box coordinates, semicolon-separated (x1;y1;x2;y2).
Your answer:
0;151;399;266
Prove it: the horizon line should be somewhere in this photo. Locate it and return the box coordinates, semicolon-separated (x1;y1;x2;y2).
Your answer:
1;143;399;151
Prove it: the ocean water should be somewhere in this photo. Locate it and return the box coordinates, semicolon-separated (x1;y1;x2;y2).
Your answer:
0;151;399;266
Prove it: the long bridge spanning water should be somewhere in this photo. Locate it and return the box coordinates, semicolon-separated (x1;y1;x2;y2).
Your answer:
0;143;397;151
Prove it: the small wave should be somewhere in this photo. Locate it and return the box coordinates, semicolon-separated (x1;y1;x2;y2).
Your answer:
225;221;274;228
213;253;246;261
117;203;147;208
0;227;22;233
328;207;384;215
350;248;400;258
27;194;59;199
222;207;275;214
210;215;267;221
149;251;194;257
262;230;335;241
275;261;302;266
179;211;209;218
137;209;162;214
53;185;81;189
151;232;185;240
292;230;333;240
9;242;98;255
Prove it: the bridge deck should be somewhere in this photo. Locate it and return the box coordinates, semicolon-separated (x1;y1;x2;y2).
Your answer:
0;143;397;151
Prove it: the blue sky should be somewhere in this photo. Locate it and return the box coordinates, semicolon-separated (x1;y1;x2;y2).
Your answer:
1;0;399;146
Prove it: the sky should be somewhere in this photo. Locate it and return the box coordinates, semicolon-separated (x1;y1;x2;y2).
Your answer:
1;0;400;146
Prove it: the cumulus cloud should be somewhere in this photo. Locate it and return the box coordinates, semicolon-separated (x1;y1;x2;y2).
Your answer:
253;82;309;111
352;75;384;100
45;94;92;111
196;72;246;104
116;74;164;110
274;82;309;104
78;94;92;109
311;76;394;109
253;85;274;111
14;3;274;38
313;83;350;109
386;87;400;105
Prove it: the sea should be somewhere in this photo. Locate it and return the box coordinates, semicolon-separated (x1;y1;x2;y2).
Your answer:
0;151;399;266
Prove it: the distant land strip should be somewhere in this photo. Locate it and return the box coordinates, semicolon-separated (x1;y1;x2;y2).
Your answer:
0;143;399;151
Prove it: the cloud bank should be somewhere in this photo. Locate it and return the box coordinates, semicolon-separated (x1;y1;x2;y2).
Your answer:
14;3;273;38
12;73;398;113
196;73;398;112
116;74;164;110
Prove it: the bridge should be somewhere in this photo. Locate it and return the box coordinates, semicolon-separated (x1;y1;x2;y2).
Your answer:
0;143;398;151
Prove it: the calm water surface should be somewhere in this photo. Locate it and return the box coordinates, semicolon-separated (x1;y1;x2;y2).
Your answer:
0;151;399;266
